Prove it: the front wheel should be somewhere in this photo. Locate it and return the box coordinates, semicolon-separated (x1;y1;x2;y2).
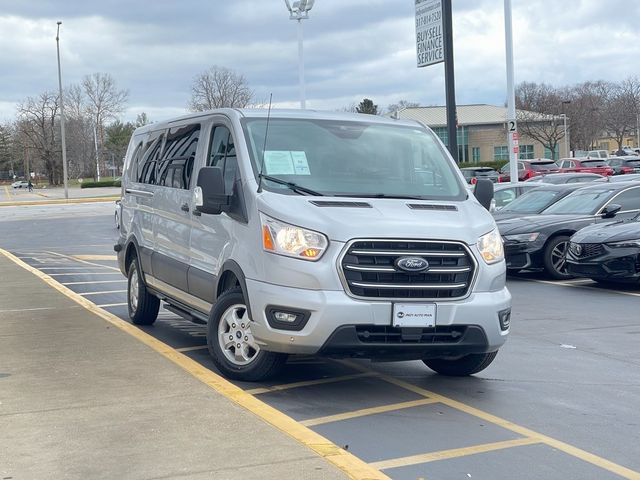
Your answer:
127;257;160;325
423;351;498;376
543;235;574;280
207;287;286;381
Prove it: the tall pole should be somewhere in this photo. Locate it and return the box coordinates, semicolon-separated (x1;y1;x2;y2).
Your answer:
56;21;69;199
297;19;306;109
442;0;458;162
637;113;639;149
504;0;518;182
563;115;568;157
94;123;100;181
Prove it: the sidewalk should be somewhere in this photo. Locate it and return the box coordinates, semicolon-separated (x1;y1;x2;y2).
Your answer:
0;252;351;480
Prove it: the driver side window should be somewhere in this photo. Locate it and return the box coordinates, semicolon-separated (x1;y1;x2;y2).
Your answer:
207;125;238;194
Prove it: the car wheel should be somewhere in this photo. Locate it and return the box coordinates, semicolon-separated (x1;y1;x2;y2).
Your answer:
207;287;286;381
127;256;160;325
423;351;498;376
543;235;574;280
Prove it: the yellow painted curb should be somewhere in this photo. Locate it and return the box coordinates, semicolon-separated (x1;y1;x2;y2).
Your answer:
0;248;389;480
0;196;120;207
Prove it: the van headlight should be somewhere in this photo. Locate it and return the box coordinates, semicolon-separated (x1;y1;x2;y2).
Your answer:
478;229;504;264
260;213;328;261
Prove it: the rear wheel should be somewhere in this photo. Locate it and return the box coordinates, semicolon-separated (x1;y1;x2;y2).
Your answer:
127;257;160;325
207;287;286;381
543;235;573;280
423;351;498;376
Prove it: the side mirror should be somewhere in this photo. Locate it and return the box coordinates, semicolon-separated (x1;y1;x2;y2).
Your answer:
195;166;230;215
601;203;621;219
473;178;494;211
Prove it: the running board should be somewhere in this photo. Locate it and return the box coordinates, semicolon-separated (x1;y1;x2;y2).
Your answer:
164;302;208;325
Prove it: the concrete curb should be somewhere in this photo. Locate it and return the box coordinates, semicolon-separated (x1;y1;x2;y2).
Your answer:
0;196;120;207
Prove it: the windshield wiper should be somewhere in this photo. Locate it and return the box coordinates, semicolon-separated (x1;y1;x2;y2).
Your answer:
258;174;324;196
335;193;425;200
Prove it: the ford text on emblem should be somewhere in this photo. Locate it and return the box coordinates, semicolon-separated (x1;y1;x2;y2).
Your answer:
395;257;430;273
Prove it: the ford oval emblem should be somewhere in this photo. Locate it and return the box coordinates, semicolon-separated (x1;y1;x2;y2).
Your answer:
395;256;430;273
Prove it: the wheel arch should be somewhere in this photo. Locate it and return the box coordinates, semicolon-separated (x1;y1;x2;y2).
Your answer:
215;260;252;319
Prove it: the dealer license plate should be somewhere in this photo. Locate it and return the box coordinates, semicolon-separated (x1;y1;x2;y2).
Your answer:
392;303;436;328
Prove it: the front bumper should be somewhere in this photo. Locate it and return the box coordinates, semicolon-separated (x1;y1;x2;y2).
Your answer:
246;278;511;357
503;239;545;270
567;245;640;282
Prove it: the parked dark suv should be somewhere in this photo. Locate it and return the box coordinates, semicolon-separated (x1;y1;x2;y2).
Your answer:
607;156;640;175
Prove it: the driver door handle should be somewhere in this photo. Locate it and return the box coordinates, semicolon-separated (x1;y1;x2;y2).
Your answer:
180;203;190;212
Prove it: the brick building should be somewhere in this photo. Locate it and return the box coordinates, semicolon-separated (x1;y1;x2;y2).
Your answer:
394;104;569;163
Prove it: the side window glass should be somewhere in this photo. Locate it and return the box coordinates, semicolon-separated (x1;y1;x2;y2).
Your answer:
157;123;200;189
611;188;640;211
138;132;165;184
207;125;238;194
129;142;143;181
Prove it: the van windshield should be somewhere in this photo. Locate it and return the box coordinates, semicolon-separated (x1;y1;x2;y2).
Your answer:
241;118;465;200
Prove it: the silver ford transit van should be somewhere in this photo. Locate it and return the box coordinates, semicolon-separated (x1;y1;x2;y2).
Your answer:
115;109;511;381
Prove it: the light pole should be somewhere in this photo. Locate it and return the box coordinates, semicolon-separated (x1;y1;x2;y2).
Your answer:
504;0;518;182
284;0;315;109
56;21;69;199
560;114;568;158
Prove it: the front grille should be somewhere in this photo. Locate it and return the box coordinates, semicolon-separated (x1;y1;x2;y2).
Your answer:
571;242;604;258
340;239;475;299
355;325;467;344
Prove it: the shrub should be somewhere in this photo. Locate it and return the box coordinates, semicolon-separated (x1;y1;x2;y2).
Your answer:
80;179;121;189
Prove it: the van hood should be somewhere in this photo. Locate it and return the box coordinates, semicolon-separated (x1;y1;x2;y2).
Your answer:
256;193;495;245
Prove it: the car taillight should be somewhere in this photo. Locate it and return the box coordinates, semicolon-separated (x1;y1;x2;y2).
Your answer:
621;167;634;174
471;177;478;185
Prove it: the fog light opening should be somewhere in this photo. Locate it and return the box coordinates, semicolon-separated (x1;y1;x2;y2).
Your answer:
499;309;511;331
266;306;311;332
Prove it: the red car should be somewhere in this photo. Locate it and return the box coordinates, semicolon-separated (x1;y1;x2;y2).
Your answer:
498;159;560;182
557;158;614;176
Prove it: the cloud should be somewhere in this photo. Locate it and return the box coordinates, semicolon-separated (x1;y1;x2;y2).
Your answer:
0;0;639;123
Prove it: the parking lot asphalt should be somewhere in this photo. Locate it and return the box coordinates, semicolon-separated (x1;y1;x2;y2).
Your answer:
1;202;639;480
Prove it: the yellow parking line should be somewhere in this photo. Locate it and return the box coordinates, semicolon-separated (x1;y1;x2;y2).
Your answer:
339;360;640;480
0;248;389;480
371;437;541;470
245;372;378;395
3;186;11;199
73;255;117;261
301;398;439;427
0;196;120;207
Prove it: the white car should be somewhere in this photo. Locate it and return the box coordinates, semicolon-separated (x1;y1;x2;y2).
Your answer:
11;180;29;189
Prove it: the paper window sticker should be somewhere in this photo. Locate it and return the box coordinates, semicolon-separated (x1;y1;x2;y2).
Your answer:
263;151;295;175
290;151;311;175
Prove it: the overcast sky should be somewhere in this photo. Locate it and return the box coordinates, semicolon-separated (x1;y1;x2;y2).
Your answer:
1;0;638;123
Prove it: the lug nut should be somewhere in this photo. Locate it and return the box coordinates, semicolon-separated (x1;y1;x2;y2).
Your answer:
232;323;236;328
244;336;248;341
241;324;245;328
236;343;241;348
229;335;233;340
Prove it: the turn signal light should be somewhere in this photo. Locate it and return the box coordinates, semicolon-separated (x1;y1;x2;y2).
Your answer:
262;225;275;251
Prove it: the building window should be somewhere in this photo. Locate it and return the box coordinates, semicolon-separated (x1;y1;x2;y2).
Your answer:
519;144;534;160
472;147;481;163
432;127;448;146
544;146;559;160
494;145;509;161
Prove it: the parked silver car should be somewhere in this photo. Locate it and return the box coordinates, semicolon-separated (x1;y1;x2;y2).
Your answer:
115;109;511;381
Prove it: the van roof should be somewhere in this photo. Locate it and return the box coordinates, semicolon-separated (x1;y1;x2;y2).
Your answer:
133;108;423;134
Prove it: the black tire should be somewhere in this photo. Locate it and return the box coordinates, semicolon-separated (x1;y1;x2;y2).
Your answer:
207;287;287;382
423;351;498;376
543;235;574;280
115;211;120;229
127;257;160;325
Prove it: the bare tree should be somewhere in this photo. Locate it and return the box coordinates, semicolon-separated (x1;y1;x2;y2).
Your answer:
386;100;420;117
188;66;254;111
599;78;639;151
135;112;151;127
562;81;607;150
16;91;61;184
82;73;129;177
516;81;566;158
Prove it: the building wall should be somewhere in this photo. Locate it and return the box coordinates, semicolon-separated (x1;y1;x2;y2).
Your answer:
463;124;568;163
